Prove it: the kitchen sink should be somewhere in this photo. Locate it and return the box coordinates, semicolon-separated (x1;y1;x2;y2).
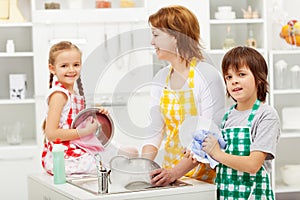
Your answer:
67;175;192;195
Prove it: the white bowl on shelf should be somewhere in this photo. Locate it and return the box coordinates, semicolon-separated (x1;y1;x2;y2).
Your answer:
281;164;300;186
214;11;236;20
218;6;232;12
67;0;83;9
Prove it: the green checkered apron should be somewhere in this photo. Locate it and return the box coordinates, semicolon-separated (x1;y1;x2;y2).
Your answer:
216;100;274;200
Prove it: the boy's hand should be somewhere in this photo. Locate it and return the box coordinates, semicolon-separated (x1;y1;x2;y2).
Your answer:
202;134;220;158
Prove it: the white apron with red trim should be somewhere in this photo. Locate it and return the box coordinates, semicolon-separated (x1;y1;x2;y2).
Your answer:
42;82;96;175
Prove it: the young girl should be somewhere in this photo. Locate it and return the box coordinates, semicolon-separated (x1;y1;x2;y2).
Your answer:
200;46;280;199
41;41;109;175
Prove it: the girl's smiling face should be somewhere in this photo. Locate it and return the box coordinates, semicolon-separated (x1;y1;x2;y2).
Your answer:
224;65;258;107
150;28;177;61
49;49;82;91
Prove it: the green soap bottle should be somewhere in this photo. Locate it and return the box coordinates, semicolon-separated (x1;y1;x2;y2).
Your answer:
53;138;66;184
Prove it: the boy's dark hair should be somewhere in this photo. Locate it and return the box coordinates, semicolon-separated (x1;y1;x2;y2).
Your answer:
221;46;269;102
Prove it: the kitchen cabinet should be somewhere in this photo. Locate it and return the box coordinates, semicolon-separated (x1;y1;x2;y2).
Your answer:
0;146;40;199
0;0;42;199
207;1;300;199
0;21;35;147
28;176;72;200
207;0;267;71
269;50;300;199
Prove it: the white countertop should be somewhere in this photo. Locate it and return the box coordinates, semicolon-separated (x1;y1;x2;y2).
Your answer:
28;173;217;200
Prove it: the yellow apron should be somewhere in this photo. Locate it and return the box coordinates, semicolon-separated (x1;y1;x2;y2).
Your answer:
160;58;216;183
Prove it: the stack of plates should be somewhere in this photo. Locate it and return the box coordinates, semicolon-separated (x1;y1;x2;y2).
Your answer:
215;6;236;20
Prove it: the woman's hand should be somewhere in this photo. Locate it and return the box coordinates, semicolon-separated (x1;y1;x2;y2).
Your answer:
150;168;177;187
183;149;198;164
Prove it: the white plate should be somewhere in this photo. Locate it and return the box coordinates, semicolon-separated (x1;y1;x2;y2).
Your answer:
179;116;221;148
179;116;221;164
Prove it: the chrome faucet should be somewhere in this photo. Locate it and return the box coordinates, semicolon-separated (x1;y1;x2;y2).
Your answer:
94;153;111;194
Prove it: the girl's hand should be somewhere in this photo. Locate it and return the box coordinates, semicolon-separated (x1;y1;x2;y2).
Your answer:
77;116;99;137
202;134;220;158
97;107;109;115
150;168;177;187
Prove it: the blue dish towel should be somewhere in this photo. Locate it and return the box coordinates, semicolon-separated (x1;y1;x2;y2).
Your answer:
190;129;227;169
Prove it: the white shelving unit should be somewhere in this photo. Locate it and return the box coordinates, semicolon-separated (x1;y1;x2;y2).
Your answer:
269;50;300;198
207;0;299;198
0;6;35;135
0;1;41;199
207;0;267;71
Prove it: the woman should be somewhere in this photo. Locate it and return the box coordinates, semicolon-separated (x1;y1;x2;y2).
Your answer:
142;5;226;186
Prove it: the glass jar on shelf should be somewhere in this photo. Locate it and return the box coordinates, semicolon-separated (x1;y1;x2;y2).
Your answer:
223;26;236;50
274;59;288;89
290;65;300;89
246;26;256;48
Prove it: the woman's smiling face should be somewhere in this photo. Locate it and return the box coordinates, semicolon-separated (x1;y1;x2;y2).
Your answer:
150;28;177;61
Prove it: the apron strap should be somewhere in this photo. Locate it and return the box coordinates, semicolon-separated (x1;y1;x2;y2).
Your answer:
221;99;261;128
55;81;73;127
246;99;260;127
165;57;197;88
